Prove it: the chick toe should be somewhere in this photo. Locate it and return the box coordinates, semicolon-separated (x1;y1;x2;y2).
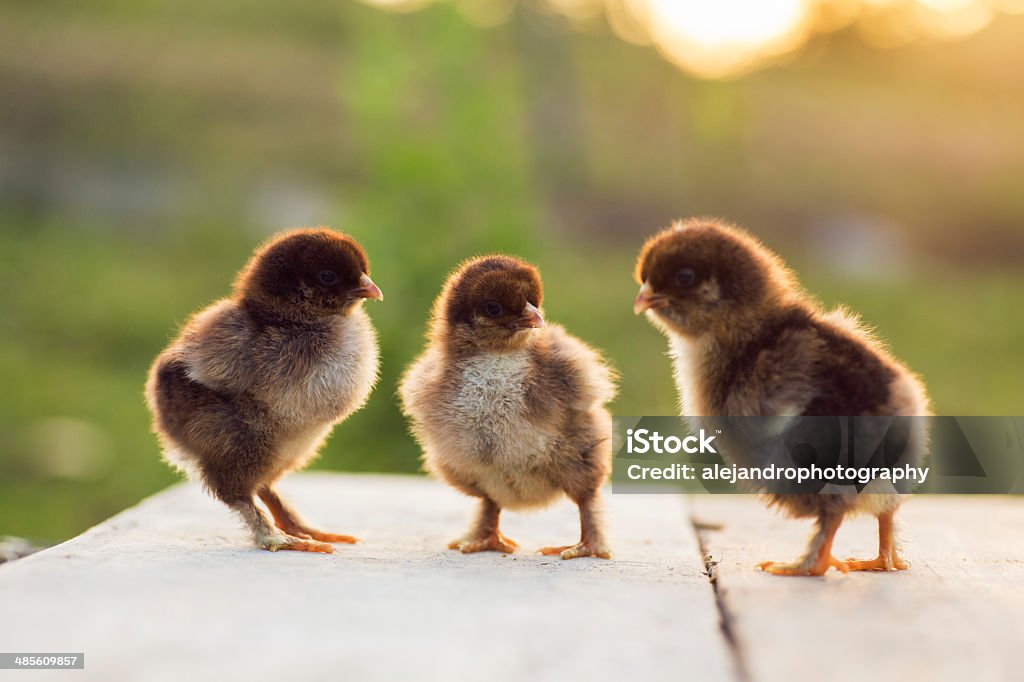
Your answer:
258;488;357;545
269;520;357;544
757;554;848;576
845;511;908;570
540;542;612;560
449;532;517;554
306;531;358;544
259;534;335;554
844;553;909;571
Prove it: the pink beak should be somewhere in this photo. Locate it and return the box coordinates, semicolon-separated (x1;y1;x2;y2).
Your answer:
353;273;384;301
633;282;664;315
516;302;545;329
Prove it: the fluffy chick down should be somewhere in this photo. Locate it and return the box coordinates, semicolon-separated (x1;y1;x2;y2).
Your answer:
400;255;617;558
401;323;616;511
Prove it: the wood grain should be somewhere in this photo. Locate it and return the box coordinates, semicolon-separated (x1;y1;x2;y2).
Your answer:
693;495;1024;682
0;474;735;682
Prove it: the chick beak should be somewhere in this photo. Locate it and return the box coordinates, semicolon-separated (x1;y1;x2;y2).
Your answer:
633;281;664;315
353;273;384;302
516;302;545;329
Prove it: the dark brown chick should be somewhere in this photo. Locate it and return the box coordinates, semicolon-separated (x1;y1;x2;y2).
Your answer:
399;255;617;559
145;227;383;553
634;219;930;576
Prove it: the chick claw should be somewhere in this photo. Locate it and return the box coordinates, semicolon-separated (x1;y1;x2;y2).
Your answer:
757;555;849;576
844;554;910;571
448;532;518;554
538;542;613;560
296;530;358;544
260;534;335;554
272;521;357;544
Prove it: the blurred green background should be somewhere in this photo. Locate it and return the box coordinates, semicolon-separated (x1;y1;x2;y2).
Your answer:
1;0;1022;544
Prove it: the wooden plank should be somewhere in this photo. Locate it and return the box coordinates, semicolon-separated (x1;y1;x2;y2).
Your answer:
0;474;736;682
692;495;1024;682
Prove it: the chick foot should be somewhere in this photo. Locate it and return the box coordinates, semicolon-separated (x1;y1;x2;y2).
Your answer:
281;526;358;544
258;488;358;544
757;554;848;576
448;532;518;554
309;531;358;544
259;534;335;554
845;511;909;570
844;553;909;571
538;541;612;560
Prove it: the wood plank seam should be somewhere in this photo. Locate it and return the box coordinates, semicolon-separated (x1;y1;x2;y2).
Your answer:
693;517;752;682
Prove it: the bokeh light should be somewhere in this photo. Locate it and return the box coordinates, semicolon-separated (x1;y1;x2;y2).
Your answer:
359;0;1021;77
642;0;813;78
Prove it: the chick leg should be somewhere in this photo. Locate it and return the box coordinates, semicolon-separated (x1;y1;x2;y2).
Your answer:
448;497;518;554
845;510;909;571
229;497;334;554
758;512;849;576
539;493;612;560
258;486;358;544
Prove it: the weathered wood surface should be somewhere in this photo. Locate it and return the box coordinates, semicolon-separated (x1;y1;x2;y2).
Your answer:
4;475;1022;682
0;474;735;682
692;495;1024;682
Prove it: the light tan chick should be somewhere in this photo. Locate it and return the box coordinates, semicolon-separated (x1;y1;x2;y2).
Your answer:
400;255;617;559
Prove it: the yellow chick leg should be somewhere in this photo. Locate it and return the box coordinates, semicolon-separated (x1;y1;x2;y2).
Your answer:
846;510;910;571
758;512;849;576
232;498;334;554
448;498;518;554
539;494;612;560
258;486;357;544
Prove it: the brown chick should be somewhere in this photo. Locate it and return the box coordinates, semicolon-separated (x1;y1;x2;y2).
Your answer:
145;227;384;553
634;219;931;576
399;255;617;559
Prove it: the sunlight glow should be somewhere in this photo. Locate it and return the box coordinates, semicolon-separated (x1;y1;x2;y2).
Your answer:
648;0;807;45
357;0;1020;78
813;0;861;33
991;0;1024;13
916;0;994;38
642;0;812;77
361;0;435;12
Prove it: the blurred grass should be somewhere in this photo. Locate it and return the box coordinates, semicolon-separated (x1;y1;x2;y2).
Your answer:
1;0;1022;543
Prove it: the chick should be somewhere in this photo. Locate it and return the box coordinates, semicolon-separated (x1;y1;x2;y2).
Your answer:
145;227;383;553
634;219;930;576
400;255;617;559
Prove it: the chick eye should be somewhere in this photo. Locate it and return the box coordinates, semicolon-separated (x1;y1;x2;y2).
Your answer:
318;270;338;286
483;301;504;317
675;267;697;287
